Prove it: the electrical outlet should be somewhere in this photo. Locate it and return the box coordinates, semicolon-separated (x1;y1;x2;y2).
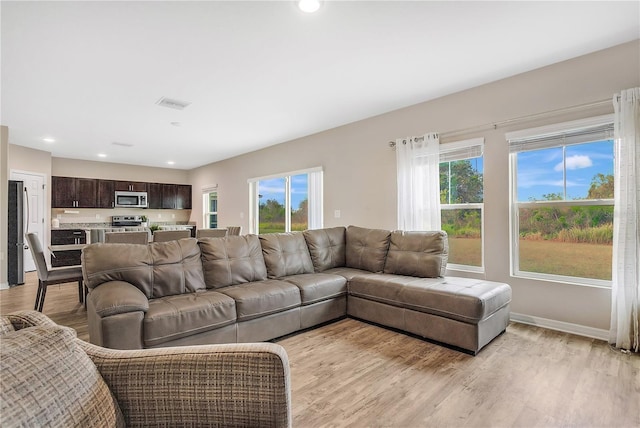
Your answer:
158;214;162;218
334;210;341;218
172;214;175;219
240;212;245;219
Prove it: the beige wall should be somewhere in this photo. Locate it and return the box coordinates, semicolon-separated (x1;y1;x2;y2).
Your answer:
52;157;189;183
190;40;639;333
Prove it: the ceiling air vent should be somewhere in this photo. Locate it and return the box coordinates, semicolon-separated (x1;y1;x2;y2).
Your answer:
156;97;191;110
112;141;134;147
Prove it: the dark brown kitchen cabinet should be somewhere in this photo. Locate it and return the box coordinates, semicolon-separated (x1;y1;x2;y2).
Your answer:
176;185;192;209
147;183;162;209
50;229;86;267
51;177;97;208
160;184;192;209
114;181;147;192
51;229;86;245
161;184;177;209
97;180;115;208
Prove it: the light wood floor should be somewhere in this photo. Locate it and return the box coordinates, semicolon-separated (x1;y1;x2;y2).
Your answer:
2;272;639;428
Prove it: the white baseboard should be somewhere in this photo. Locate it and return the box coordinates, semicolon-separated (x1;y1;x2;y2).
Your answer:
510;312;609;341
0;282;9;290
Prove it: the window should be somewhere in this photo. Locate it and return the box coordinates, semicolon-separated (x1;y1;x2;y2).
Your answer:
439;138;484;270
249;167;323;234
508;115;614;286
202;188;218;228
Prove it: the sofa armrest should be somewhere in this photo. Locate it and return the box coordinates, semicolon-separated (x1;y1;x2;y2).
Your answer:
79;341;291;428
4;310;59;330
89;280;149;317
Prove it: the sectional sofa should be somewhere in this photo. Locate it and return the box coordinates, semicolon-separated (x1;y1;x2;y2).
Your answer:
82;226;512;355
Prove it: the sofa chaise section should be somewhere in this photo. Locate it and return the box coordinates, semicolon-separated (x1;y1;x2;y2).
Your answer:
346;230;511;354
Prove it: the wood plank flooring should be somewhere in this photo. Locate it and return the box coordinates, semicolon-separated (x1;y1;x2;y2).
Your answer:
2;272;639;427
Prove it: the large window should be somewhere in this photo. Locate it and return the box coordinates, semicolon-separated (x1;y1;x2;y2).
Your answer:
202;188;218;228
508;116;614;286
439;138;484;270
249;167;323;234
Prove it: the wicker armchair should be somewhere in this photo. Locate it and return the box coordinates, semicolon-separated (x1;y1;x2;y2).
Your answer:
0;311;291;428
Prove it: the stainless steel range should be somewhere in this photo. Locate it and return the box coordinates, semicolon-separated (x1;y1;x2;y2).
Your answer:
111;215;143;227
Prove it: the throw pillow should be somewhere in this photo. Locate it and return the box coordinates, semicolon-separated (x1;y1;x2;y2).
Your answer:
0;325;124;427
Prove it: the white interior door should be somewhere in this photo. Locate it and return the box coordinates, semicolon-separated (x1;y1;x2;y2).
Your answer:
10;171;46;273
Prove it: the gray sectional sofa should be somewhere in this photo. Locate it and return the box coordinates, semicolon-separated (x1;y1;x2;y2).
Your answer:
82;226;512;355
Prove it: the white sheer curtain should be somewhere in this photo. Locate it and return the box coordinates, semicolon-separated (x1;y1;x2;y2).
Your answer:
610;87;640;352
396;133;441;231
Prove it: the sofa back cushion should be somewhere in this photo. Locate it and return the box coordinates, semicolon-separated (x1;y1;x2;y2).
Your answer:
345;226;391;273
0;325;124;427
82;238;206;299
303;227;346;272
383;230;449;277
199;235;268;288
259;232;314;278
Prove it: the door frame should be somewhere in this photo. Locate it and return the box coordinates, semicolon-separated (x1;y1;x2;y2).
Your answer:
10;170;48;273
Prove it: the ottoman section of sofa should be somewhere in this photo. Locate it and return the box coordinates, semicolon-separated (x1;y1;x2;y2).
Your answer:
397;277;512;324
144;290;237;347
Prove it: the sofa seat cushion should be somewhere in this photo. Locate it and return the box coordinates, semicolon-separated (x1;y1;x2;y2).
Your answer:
0;325;124;427
303;227;346;272
218;280;302;322
283;273;347;305
260;232;314;279
345;226;391;273
324;266;375;281
350;275;512;324
144;290;237;347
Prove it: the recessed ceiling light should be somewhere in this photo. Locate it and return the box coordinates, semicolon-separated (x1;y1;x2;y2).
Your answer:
170;122;181;127
98;153;107;158
298;0;321;13
167;161;175;165
42;137;55;143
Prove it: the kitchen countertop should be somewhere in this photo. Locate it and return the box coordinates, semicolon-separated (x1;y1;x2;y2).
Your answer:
50;244;86;251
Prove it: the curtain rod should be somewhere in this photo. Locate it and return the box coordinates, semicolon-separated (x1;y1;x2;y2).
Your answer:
388;98;612;148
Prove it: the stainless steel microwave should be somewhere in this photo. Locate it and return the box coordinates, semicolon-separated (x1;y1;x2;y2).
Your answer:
115;191;148;208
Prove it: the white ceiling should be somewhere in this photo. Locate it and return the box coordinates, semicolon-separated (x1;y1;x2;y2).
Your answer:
2;1;639;170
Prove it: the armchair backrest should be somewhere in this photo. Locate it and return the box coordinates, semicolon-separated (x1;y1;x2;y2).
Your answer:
196;228;228;238
105;231;149;244
153;230;191;242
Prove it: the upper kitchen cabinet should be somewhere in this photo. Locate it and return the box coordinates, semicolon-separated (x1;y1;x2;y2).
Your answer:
52;176;97;208
147;183;162;209
161;184;192;209
114;181;147;192
176;184;192;209
97;180;115;208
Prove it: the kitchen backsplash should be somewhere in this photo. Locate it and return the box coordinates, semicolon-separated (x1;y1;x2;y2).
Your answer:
51;208;192;226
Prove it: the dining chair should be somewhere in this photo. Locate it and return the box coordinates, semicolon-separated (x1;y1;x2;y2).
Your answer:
153;229;191;242
226;226;242;236
25;233;84;312
196;228;228;238
104;231;149;244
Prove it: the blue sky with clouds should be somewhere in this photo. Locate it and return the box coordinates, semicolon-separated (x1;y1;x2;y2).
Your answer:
516;140;614;201
258;174;308;209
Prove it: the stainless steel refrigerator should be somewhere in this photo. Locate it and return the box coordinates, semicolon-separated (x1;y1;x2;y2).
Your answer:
8;180;25;285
